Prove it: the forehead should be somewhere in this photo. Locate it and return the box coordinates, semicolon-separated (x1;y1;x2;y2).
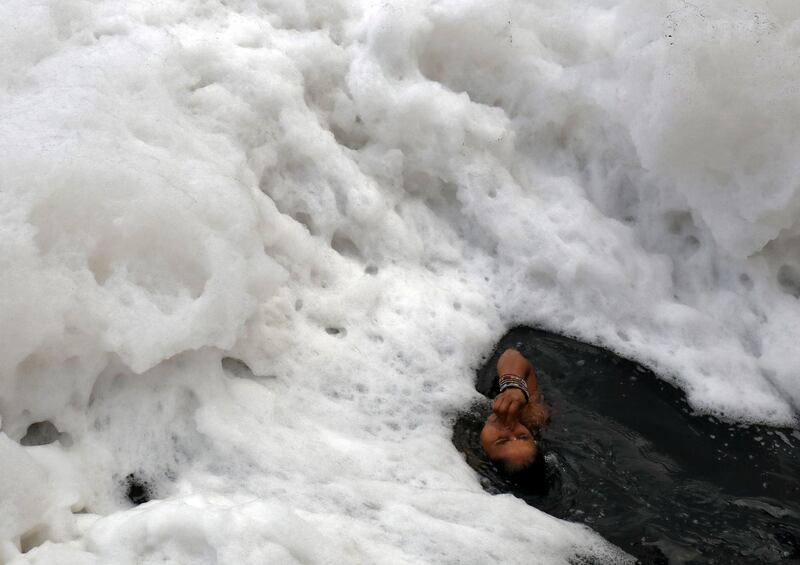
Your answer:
486;435;537;463
480;421;536;453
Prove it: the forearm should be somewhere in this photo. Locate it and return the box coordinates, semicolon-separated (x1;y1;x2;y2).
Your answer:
497;350;529;378
496;349;539;398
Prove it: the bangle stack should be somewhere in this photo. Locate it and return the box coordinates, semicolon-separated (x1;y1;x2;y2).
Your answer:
498;373;529;402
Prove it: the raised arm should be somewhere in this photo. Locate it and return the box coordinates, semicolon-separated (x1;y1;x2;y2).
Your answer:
497;348;539;397
493;348;549;428
492;348;533;427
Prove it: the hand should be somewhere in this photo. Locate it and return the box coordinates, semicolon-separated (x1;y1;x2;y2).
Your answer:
492;387;527;428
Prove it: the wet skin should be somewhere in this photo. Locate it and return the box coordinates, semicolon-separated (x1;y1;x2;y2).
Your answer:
480;414;537;470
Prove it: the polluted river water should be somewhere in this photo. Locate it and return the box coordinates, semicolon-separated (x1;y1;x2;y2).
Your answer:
453;328;800;564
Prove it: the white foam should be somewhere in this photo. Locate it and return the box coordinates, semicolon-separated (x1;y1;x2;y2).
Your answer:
1;0;798;562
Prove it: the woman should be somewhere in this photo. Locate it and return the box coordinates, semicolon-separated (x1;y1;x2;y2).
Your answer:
479;348;550;477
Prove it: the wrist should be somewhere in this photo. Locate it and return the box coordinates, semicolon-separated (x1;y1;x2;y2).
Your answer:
498;374;529;402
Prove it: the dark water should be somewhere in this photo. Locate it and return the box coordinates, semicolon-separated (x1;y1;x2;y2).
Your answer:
451;327;800;564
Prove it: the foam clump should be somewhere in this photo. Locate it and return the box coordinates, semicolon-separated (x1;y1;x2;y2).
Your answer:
0;435;49;553
1;0;798;562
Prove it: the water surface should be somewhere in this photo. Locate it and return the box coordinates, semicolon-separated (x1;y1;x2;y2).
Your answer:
452;327;800;564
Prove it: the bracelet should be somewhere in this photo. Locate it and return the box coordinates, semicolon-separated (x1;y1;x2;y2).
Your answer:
498;373;529;402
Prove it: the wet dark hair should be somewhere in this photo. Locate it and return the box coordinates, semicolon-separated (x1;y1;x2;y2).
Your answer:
498;449;548;495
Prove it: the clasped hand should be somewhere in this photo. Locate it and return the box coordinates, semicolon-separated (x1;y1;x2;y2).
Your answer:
492;387;527;428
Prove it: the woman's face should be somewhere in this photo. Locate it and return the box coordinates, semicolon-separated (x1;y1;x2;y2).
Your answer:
479;414;537;471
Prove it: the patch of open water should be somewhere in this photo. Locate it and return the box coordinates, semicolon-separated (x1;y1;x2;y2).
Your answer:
452;328;800;564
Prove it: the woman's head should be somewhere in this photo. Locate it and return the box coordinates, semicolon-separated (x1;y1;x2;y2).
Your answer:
479;413;538;473
451;402;550;496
